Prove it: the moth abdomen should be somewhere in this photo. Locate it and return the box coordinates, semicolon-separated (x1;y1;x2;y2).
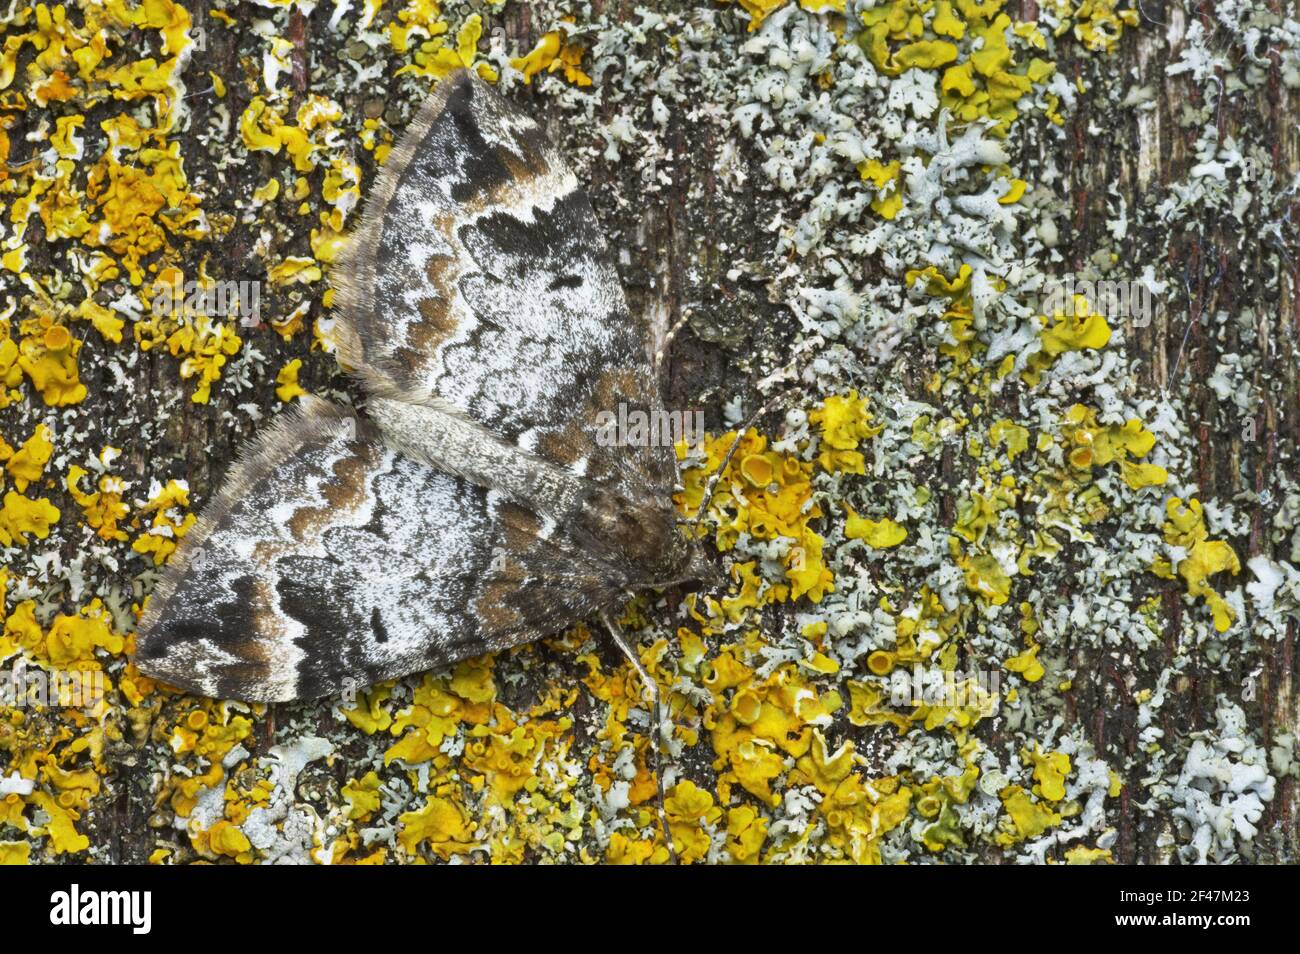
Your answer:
363;394;588;516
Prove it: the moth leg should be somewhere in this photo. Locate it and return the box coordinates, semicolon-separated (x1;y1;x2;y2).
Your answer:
602;611;676;863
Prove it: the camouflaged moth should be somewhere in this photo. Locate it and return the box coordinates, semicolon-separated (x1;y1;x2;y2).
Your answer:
135;69;717;708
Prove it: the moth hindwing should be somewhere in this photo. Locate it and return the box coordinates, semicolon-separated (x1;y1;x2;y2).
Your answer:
135;70;704;702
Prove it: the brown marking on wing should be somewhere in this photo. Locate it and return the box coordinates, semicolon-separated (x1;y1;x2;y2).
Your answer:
226;636;274;682
413;294;457;345
497;502;545;551
537;420;591;469
478;145;556;210
592;366;656;409
249;578;293;650
285;440;381;541
399;212;465;362
474;578;525;630
580;366;666;485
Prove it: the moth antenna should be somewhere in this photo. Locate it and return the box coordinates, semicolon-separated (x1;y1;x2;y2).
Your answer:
602;611;677;863
686;385;808;536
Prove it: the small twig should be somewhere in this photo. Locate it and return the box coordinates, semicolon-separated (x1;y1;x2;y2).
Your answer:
603;611;676;864
687;386;807;536
653;311;692;377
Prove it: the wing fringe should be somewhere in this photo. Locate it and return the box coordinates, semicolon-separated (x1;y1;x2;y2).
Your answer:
330;69;479;378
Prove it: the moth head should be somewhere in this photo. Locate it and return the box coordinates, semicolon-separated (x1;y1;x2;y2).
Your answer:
583;485;722;591
675;539;728;591
633;515;726;594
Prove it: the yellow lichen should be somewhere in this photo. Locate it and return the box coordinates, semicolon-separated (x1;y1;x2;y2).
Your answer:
1022;295;1111;385
66;456;129;542
845;506;908;548
131;478;195;565
3;424;54;491
0;491;60;546
275;359;306;402
808;390;882;473
398;796;478;860
511;27;591;86
1156;498;1241;632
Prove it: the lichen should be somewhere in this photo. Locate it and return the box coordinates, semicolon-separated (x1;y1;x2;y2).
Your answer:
0;0;1295;866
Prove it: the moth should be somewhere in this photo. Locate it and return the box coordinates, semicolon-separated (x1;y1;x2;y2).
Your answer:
135;69;718;711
